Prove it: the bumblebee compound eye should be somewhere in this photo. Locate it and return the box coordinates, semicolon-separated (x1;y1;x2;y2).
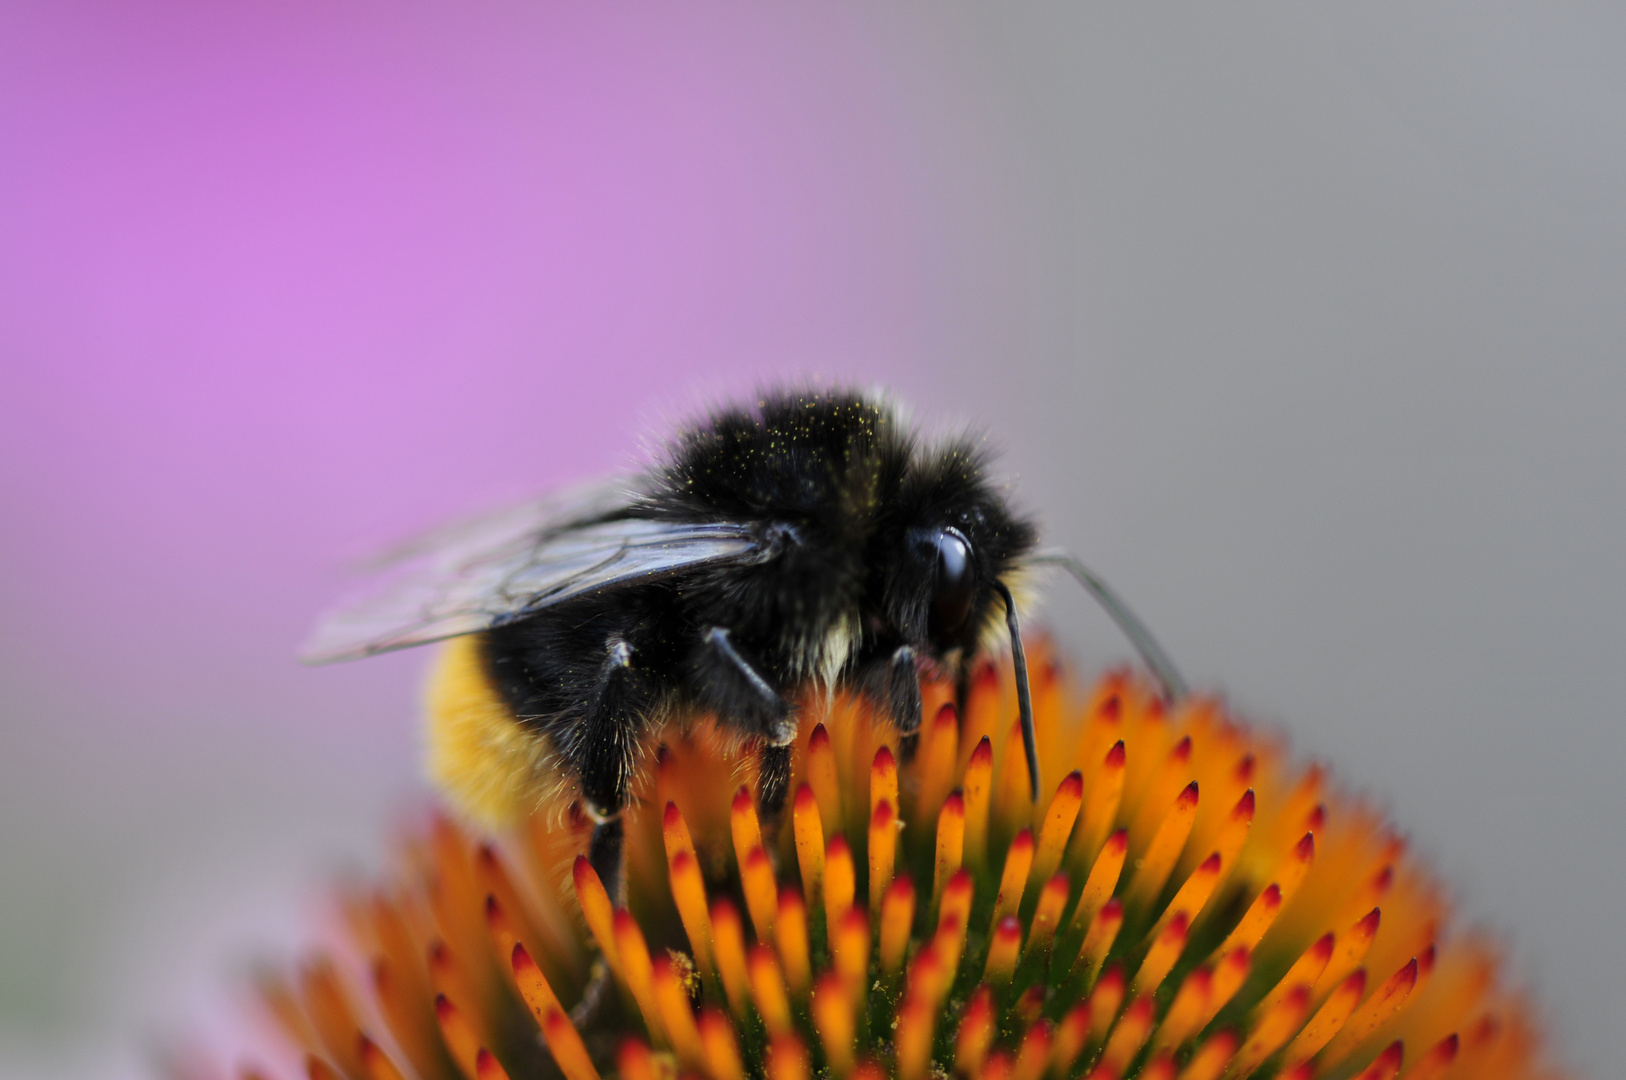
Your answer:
928;527;975;640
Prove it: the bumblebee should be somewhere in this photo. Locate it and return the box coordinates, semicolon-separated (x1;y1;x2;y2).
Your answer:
305;388;1184;896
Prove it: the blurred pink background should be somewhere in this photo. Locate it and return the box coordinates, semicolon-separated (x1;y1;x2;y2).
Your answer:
1;4;1024;1074
5;3;1625;1077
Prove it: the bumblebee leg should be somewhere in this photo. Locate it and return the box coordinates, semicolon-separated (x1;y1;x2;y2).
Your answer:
854;644;924;766
757;742;793;830
692;625;799;831
576;637;642;903
954;661;973;731
869;644;923;737
587;818;625;898
693;626;796;743
566;636;651;1028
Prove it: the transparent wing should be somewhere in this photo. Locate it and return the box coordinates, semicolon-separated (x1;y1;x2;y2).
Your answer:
348;478;636;573
301;479;762;664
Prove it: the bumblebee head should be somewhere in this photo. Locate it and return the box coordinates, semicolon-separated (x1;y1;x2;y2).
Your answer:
867;433;1044;799
874;436;1039;662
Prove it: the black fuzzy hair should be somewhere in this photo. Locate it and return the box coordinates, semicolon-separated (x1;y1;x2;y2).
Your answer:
480;386;1037;888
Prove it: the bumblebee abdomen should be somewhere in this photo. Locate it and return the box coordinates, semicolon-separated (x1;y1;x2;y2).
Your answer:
424;634;563;829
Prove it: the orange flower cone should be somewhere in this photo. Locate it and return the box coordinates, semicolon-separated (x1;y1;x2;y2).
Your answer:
242;644;1565;1080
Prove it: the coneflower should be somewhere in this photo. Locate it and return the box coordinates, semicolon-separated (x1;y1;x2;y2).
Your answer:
246;646;1564;1080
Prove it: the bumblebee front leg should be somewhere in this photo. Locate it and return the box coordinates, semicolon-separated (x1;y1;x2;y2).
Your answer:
854;643;925;768
575;637;642;903
866;644;923;737
693;626;797;827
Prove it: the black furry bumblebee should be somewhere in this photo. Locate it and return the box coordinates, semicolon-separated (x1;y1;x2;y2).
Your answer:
305;389;1183;896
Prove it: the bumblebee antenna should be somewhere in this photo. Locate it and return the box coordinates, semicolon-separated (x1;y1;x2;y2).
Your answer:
992;580;1041;802
1029;549;1189;703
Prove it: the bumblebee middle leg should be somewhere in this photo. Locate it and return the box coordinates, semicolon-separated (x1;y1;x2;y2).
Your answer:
691;625;798;827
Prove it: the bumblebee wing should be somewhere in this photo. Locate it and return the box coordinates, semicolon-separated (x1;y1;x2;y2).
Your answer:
348;478;638;573
302;482;761;664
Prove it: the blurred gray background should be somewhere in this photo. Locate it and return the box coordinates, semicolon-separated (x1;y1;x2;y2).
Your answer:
3;3;1621;1076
